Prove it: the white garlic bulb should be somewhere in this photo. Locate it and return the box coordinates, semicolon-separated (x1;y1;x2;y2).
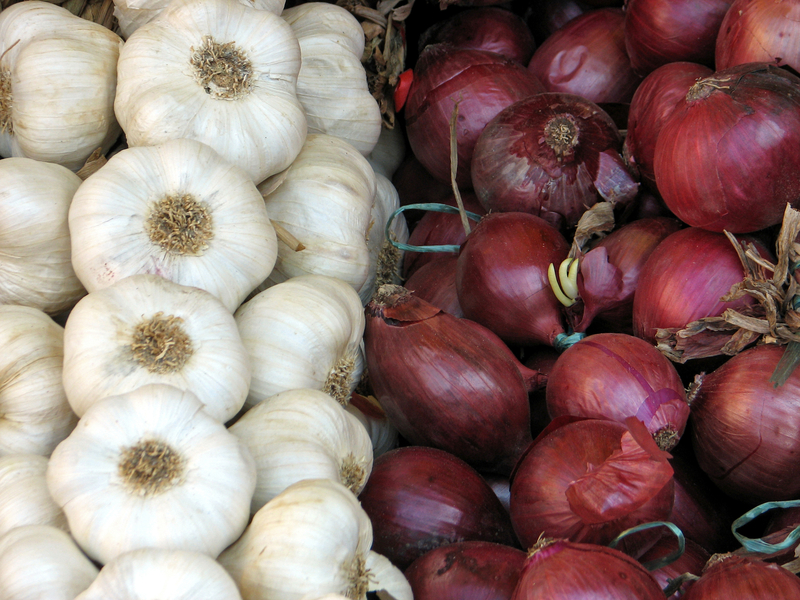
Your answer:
0;157;86;314
0;305;77;457
68;138;278;312
218;478;412;600
281;2;382;155
62;274;251;423
0;454;67;538
75;548;242;600
115;0;307;184
229;388;373;513
367;123;407;180
344;396;399;459
0;525;99;600
235;275;365;409
46;384;257;565
0;1;122;170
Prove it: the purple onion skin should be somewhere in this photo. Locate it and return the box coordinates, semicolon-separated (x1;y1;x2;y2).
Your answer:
640;536;709;599
404;257;463;318
682;555;800;599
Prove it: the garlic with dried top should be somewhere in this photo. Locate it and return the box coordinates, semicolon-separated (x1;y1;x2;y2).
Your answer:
62;274;251;423
229;388;373;513
46;384;256;565
218;478;413;600
0;454;67;538
115;0;307;183
0;1;122;170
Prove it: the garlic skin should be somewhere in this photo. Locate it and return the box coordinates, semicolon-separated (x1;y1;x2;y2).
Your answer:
62;274;251;423
75;548;242;600
218;478;413;600
230;388;373;514
0;525;99;600
68;138;277;312
115;0;307;184
0;454;67;538
344;396;399;459
46;384;257;565
235;275;365;409
281;3;382;155
0;157;86;314
367;124;407;180
0;1;122;171
0;305;77;457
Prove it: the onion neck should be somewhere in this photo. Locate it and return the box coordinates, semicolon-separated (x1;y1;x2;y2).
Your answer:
544;114;579;161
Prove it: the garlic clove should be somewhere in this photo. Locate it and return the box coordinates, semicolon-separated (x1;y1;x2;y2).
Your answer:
0;454;68;538
365;551;414;600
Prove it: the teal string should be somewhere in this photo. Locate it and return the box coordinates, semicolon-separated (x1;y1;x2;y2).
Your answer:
553;331;586;353
608;521;685;571
732;499;800;553
385;203;483;253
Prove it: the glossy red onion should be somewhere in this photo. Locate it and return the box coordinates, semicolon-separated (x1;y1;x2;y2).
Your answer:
623;62;714;191
653;62;800;233
511;538;666;599
509;417;674;549
405;44;546;188
404;541;526;600
623;0;734;76
682;554;800;599
639;536;710;599
358;446;519;571
470;93;638;230
716;0;800;72
455;212;570;348
527;8;643;104
364;285;534;474
404;257;463;317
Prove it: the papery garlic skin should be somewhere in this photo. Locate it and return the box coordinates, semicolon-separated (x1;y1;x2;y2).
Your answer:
0;157;86;314
75;548;242;600
0;305;77;457
0;1;122;170
367;124;407;180
0;454;67;538
46;384;257;565
230;388;373;513
69;138;277;312
115;0;306;184
344;397;399;459
235;275;365;409
0;525;99;600
218;478;412;600
281;3;382;155
62;274;251;423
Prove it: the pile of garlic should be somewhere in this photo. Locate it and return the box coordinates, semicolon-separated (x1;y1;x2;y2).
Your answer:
0;0;413;597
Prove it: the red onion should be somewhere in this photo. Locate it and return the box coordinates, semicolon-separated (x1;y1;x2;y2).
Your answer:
653;62;800;233
690;344;800;504
405;44;546;188
545;333;690;449
470;93;639;230
509;417;674;549
455;212;571;348
404;256;463;317
716;0;800;72
523;0;590;47
524;346;561;434
623;62;714;191
404;541;526;600
639;536;710;599
392;155;454;231
358;446;519;571
682;554;800;598
623;0;734;76
527;8;643;104
511;538;666;599
364;285;534;474
418;7;536;66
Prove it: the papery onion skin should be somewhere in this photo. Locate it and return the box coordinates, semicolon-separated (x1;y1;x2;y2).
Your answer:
404;257;463;318
527;8;643;104
653;62;800;233
690;344;800;505
640;535;709;599
359;447;518;571
404;541;526;600
405;44;546;188
470;93;638;230
682;554;800;599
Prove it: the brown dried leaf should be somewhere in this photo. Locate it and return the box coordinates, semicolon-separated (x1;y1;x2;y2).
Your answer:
568;202;615;258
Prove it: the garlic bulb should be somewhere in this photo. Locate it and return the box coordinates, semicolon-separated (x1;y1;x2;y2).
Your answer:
0;1;122;170
0;525;99;600
235;274;365;408
0;305;77;457
344;396;399;459
0;454;67;538
0;157;85;314
68;138;277;312
115;0;307;184
367;123;407;180
46;384;256;565
281;3;382;155
258;134;377;297
62;274;251;423
75;548;242;600
218;478;413;600
229;388;373;513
